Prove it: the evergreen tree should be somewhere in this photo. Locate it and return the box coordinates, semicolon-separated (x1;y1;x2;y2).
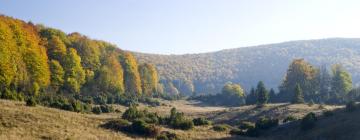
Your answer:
317;65;332;102
256;81;269;105
246;87;257;105
269;88;276;103
292;83;305;104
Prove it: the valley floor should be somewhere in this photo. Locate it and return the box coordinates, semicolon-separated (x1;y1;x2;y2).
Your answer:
0;99;343;140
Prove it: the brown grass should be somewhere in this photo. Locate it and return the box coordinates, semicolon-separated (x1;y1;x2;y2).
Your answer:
0;99;344;140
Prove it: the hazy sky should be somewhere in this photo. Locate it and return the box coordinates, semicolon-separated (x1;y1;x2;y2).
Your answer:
1;0;360;54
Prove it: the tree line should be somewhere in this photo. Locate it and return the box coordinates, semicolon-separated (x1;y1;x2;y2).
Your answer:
193;58;357;106
0;15;162;105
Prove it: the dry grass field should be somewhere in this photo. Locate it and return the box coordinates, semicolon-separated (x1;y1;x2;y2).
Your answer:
0;99;344;140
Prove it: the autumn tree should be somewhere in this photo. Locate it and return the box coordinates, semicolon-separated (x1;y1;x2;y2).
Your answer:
95;53;124;95
47;36;67;62
139;63;159;96
279;59;318;102
120;52;142;97
49;60;64;92
63;48;85;94
220;82;246;106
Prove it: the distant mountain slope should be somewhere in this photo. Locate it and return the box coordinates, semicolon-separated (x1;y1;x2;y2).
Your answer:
135;38;360;95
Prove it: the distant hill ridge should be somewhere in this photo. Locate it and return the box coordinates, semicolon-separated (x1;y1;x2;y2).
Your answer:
135;38;360;95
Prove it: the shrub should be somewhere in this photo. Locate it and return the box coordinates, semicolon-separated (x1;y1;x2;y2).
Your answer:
193;117;211;126
156;131;179;140
83;103;92;113
100;105;114;113
346;101;357;112
62;103;74;111
129;119;160;137
255;117;279;130
238;121;255;130
1;89;17;100
92;106;102;114
144;112;159;124
168;108;194;130
71;100;83;112
26;97;37;107
173;119;194;130
301;112;317;130
122;105;144;121
283;116;297;123
213;124;231;132
101;119;130;131
141;97;161;107
94;95;107;105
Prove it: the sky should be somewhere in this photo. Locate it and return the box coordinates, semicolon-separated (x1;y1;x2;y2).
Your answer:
1;0;360;54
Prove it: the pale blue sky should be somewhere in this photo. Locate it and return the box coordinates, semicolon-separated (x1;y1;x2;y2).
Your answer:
1;0;360;54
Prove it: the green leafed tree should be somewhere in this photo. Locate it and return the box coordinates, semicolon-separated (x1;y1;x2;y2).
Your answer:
222;83;245;97
292;83;305;104
256;81;269;105
331;64;352;100
49;60;64;93
63;48;85;94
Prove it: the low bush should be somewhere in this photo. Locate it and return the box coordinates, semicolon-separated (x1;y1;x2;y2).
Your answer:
26;97;37;107
92;106;102;114
100;105;114;113
283;115;297;123
238;121;255;130
168;108;194;130
140;97;161;107
213;124;231;132
255;117;279;130
129;119;160;137
101;119;130;131
193;117;211;126
122;105;144;121
144;112;160;124
156;131;179;140
301;112;317;130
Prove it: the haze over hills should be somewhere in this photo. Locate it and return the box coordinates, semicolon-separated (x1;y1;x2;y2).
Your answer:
135;38;360;95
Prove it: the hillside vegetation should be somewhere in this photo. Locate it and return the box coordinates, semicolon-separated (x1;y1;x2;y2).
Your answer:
0;99;343;140
135;38;360;95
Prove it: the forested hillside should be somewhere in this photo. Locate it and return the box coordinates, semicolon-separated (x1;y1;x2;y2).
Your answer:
135;38;360;95
0;15;161;107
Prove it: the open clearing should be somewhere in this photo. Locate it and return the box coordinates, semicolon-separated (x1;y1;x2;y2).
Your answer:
0;99;343;140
